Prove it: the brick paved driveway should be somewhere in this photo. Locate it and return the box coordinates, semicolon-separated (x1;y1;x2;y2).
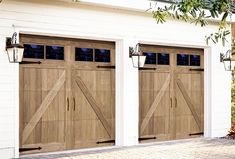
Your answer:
20;138;235;159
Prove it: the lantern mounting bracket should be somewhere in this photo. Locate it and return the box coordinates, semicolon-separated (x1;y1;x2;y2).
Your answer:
129;46;135;57
6;37;12;48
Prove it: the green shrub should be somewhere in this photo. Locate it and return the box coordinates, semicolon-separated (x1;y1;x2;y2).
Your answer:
232;79;235;123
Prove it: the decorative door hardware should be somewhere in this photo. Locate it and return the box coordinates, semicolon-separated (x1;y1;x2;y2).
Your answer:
19;147;42;152
189;132;204;136
97;140;115;144
189;68;204;71
97;65;115;69
138;136;156;141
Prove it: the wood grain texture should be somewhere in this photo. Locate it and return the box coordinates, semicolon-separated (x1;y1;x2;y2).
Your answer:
20;34;115;154
140;74;170;134
176;78;202;130
22;71;65;144
74;76;112;137
139;44;204;142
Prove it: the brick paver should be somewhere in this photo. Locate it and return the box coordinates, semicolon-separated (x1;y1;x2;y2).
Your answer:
20;138;235;159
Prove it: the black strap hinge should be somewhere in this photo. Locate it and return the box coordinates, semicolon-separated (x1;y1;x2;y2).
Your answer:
139;67;157;70
97;139;115;144
20;61;41;64
189;132;204;136
189;68;204;71
138;136;157;141
97;65;115;69
19;147;42;152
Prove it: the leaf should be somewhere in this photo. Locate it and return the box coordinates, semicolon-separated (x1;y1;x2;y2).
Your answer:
222;12;228;21
150;0;232;45
175;11;179;19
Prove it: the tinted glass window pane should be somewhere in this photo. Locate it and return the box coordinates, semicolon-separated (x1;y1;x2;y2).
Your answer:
46;46;64;60
190;55;200;66
143;52;156;64
95;49;110;63
177;54;189;66
23;44;44;59
75;48;93;62
158;53;169;65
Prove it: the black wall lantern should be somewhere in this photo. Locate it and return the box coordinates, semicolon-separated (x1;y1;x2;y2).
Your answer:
220;50;235;71
129;43;146;68
6;32;24;63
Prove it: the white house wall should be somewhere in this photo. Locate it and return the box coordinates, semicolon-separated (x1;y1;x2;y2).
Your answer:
0;0;232;158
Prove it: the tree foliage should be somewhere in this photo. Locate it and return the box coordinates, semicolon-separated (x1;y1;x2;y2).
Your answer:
232;79;235;122
150;0;234;45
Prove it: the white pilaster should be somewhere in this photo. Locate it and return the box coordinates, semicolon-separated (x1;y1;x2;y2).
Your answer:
115;39;139;146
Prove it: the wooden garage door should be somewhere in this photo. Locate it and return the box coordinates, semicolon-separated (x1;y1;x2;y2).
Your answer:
175;65;204;139
19;35;115;154
19;36;67;154
20;67;66;153
139;45;204;142
139;70;172;141
70;41;115;149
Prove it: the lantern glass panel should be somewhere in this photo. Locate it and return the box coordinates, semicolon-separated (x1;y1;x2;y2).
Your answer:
223;60;231;71
139;55;146;67
132;55;146;68
7;46;24;63
132;55;139;68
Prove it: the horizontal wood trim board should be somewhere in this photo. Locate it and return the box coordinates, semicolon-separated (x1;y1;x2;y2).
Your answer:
75;76;112;137
22;71;66;144
140;74;170;134
176;79;202;130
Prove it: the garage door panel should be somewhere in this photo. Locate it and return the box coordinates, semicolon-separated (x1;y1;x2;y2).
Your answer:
139;45;204;142
190;116;200;132
154;116;167;134
20;35;115;154
20;67;66;152
75;71;96;91
140;117;154;136
176;89;191;116
24;121;65;145
73;87;97;120
140;72;154;91
24;121;42;145
96;119;112;139
176;73;203;138
72;69;114;147
140;92;154;118
154;92;170;116
41;93;65;121
41;121;63;143
139;71;171;140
